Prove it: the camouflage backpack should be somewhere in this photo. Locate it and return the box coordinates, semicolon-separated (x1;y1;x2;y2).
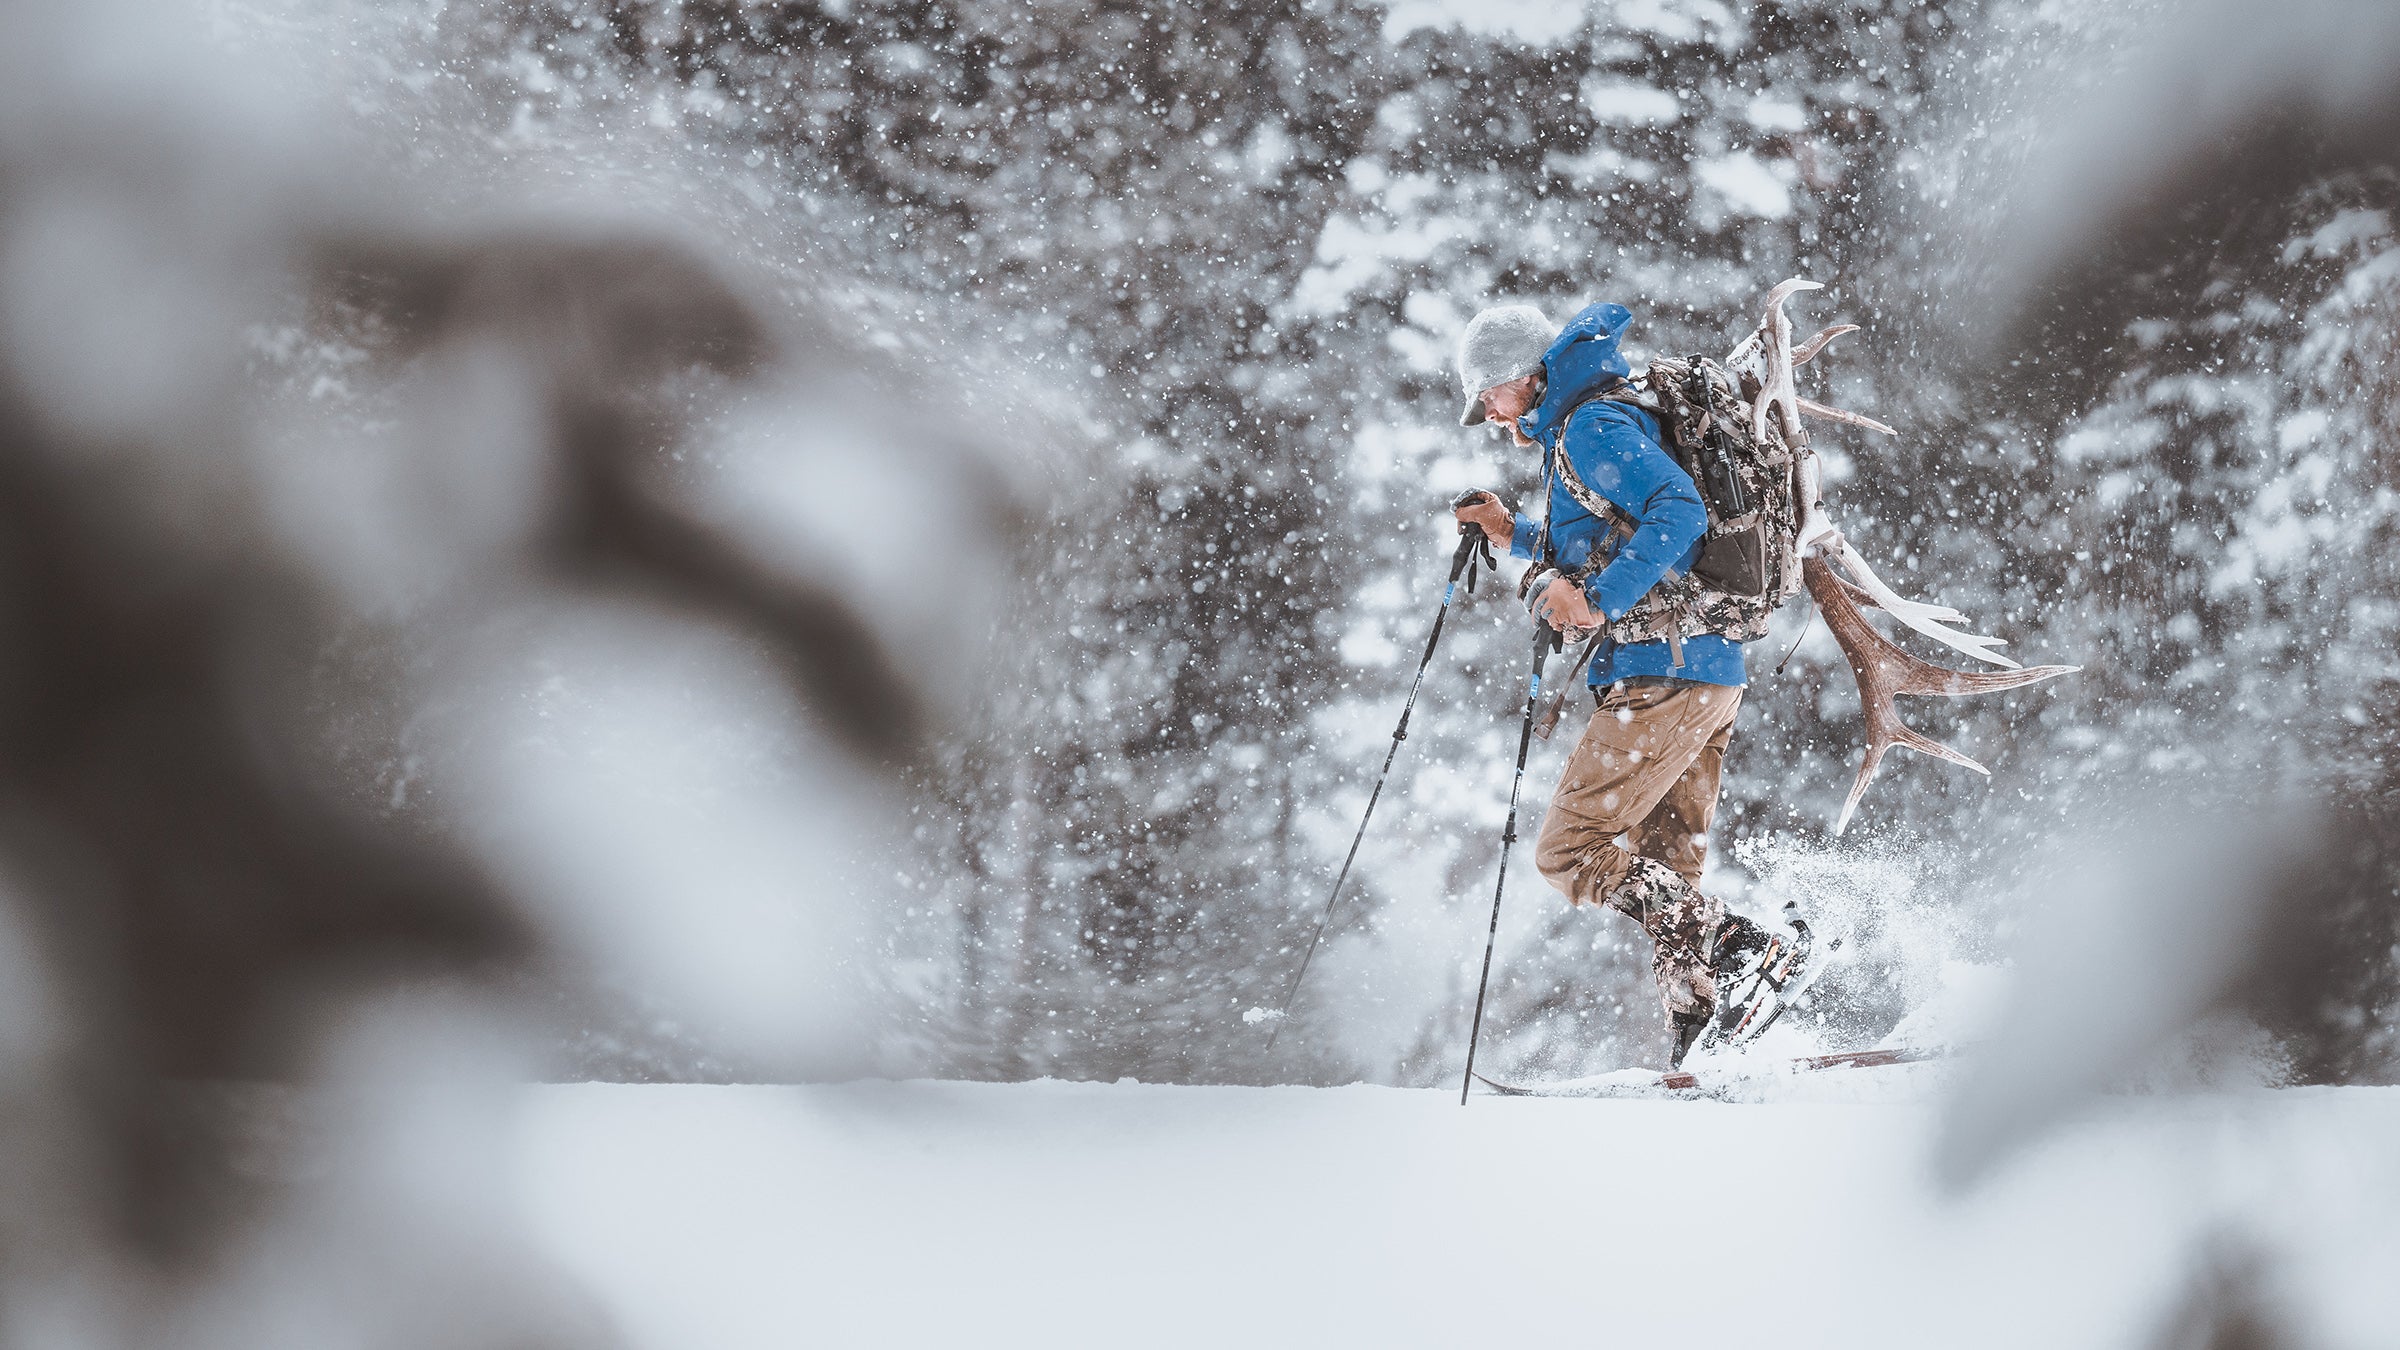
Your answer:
1548;354;1805;651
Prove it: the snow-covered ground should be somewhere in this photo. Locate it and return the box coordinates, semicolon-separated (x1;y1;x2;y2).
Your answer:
516;1076;2400;1350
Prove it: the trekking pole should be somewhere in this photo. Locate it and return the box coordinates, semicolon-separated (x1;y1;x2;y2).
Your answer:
1264;520;1496;1053
1459;623;1555;1104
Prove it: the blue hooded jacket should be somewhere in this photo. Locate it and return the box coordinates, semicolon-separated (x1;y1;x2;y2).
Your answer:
1504;303;1750;689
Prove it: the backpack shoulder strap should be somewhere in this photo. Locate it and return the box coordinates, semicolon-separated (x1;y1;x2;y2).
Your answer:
1562;378;1665;425
1546;421;1639;564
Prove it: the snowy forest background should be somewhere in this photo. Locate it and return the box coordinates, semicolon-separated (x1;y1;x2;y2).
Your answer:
234;0;2400;1088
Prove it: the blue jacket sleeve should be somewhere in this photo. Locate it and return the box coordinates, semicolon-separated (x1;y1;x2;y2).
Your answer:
1566;406;1707;621
1508;510;1540;561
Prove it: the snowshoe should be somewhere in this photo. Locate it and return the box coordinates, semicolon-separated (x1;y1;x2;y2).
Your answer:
1698;903;1835;1055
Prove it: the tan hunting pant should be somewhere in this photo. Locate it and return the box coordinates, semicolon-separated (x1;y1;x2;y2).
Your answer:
1534;679;1744;1019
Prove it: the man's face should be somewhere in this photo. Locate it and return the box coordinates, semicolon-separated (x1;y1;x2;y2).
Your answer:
1480;374;1542;447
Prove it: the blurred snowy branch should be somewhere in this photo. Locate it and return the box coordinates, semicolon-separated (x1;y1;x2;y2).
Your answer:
0;0;1041;1341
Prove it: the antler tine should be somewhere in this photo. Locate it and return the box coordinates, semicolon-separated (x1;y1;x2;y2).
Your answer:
1747;277;1822;444
1724;278;1821;371
1831;571;1882;611
1796;396;1896;437
1792;324;1858;367
1758;276;1825;321
1835;727;1989;838
1823;536;2018;666
1725;277;1820;370
1797;467;1985;645
1803;555;2078;834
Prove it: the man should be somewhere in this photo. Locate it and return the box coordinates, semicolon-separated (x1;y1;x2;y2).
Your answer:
1451;301;1778;1063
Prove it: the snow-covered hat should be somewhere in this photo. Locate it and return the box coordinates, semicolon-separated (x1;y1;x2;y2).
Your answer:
1456;304;1555;427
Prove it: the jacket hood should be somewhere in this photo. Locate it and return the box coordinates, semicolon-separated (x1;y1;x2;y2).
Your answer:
1518;302;1635;447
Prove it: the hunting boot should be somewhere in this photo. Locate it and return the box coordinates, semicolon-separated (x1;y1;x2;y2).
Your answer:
1708;912;1775;1008
1669;1011;1709;1068
1703;905;1826;1052
1668;917;1771;1067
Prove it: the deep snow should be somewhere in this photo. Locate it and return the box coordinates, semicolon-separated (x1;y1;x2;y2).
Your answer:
515;1077;2400;1350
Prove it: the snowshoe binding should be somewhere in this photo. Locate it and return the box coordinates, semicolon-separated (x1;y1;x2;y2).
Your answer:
1696;903;1835;1056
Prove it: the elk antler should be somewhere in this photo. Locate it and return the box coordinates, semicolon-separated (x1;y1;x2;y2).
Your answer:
1803;550;2079;834
1796;396;1895;437
1725;281;1891;445
1794;446;2020;669
1737;275;2081;830
1792;324;1858;367
1726;277;1819;444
